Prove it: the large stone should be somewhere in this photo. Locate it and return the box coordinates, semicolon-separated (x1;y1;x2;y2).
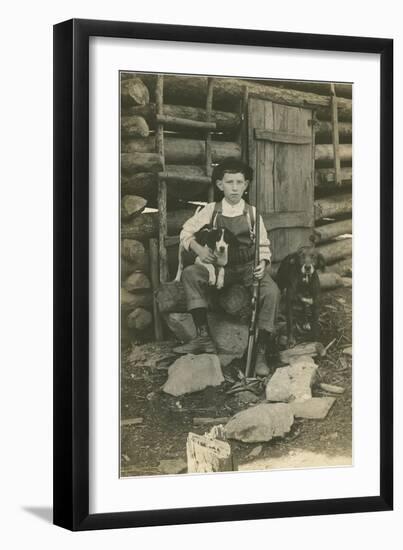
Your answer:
319;383;345;394
290;397;336;419
265;358;318;403
234;390;260;406
164;313;196;343
162;354;224;396
279;342;325;365
208;313;248;355
224;403;294;443
164;312;248;355
218;354;238;368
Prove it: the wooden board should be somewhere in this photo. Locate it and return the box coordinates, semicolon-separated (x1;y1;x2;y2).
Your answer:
248;98;314;262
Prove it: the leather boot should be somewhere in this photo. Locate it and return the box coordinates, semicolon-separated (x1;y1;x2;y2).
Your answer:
254;331;277;377
173;325;217;354
254;341;271;377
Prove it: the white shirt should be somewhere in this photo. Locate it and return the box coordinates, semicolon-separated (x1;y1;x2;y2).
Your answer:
179;198;272;262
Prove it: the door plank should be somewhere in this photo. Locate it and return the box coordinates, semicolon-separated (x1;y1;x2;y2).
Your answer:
254;128;312;144
248;98;314;262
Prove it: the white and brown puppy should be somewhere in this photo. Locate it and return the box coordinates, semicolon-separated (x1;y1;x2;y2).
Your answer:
175;226;239;289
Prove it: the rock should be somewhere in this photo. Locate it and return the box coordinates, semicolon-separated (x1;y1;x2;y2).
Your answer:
343;346;353;357
247;445;263;459
224;403;294;443
289;355;316;367
318;272;344;289
127;307;152;330
121;288;152;312
158;458;187;475
290;397;336;419
123;271;151;292
164;313;196;343
208;313;248;354
121;238;146;263
127;342;177;368
164;312;248;355
319;382;345;394
341;277;352;287
218;354;237;368
121;195;147;220
265;360;318;402
162;354;224;396
279;342;326;364
234;390;260;406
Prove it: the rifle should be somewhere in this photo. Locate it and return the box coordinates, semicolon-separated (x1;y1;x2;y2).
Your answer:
244;183;261;379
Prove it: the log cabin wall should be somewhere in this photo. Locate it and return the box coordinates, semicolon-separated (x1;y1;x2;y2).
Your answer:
120;73;352;343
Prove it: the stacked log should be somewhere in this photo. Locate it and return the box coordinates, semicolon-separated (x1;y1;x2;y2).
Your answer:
139;74;352;121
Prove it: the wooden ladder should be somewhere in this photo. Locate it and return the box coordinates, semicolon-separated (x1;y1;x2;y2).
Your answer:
330;82;342;186
150;76;217;340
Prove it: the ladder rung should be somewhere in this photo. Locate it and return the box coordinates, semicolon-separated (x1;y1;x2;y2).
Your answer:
156;114;216;130
158;171;211;185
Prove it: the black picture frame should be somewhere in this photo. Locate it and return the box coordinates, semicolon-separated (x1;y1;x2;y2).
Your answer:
53;18;393;531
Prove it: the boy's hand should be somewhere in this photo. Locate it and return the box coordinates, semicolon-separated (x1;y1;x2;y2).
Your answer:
253;260;267;280
190;240;216;264
198;247;216;264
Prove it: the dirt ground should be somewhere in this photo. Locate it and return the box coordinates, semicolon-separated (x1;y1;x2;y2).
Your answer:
120;284;352;477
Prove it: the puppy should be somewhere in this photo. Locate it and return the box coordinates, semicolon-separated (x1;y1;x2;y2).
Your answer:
276;244;326;347
175;226;239;289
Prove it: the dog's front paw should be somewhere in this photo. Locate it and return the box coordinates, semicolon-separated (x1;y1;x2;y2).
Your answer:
216;270;224;289
208;274;216;286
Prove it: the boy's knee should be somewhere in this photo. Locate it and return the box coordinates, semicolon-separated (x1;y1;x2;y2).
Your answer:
182;264;207;284
260;273;281;301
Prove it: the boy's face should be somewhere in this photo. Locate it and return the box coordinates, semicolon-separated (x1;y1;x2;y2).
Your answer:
216;171;249;205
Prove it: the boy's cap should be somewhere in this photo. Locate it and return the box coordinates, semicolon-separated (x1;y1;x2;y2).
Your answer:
212;157;253;184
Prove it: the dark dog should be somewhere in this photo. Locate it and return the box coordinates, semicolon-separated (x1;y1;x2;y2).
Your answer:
175;224;239;288
276;244;326;347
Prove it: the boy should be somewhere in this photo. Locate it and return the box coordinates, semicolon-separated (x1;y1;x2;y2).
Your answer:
173;157;280;376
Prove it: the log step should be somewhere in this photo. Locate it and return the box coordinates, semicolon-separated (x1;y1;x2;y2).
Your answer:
314;193;352;221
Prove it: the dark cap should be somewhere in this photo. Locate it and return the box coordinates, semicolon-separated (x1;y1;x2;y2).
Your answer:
211;157;253;184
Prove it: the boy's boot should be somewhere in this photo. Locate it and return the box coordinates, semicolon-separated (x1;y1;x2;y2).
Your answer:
172;308;217;354
254;330;277;377
172;324;217;354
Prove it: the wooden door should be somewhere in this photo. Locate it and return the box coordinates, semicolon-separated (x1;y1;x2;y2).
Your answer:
248;98;315;263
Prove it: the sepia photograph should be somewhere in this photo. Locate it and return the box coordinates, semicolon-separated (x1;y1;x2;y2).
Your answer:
119;71;353;478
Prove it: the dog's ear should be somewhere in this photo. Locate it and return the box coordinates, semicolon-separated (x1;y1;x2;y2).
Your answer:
206;229;219;250
224;229;239;247
317;253;326;272
309;231;321;246
194;227;209;246
286;253;298;265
